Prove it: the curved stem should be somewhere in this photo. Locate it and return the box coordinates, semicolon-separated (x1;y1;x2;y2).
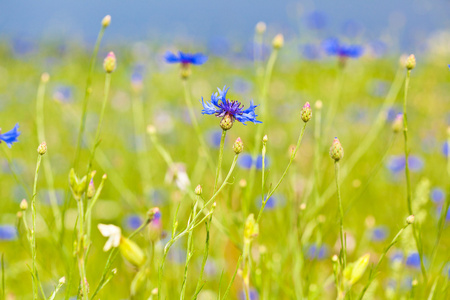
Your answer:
335;161;346;269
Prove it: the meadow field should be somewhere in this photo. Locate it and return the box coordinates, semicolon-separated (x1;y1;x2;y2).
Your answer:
0;15;449;300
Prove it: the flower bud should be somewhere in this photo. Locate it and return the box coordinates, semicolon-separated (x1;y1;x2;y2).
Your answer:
69;168;87;201
220;114;234;130
262;135;268;143
406;54;416;70
195;184;202;195
180;65;191;79
233;137;244;154
41;72;50;83
343;253;370;287
301;102;312;123
272;34;284;49
315;100;323;110
103;52;116;73
37;142;47;155
255;22;266;34
239;179;247;188
392;113;403;133
102;15;111;27
119;236;146;267
59;276;66;284
20;199;28;210
406;215;415;224
87;178;95;199
244;214;259;241
329;137;344;161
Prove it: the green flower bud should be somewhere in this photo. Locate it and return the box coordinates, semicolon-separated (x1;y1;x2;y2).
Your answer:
272;34;284;49
406;215;415;224
102;15;111;27
103;51;116;73
301;102;312;122
69;168;87;201
195;184;202;195
406;54;416;70
329;137;344;161
244;214;259;241
37;141;47;155
87;178;95;199
220;114;234;130
233;137;244;154
20;199;28;210
392;113;403;133
343;253;370;287
119;236;146;267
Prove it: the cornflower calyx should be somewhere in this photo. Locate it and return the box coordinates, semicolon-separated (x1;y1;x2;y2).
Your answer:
329;137;344;161
301;102;312;122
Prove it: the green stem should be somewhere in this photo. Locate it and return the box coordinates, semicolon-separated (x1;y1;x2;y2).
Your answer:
313;101;323;205
35;75;61;233
31;154;43;300
256;122;307;223
214;130;227;193
182;79;215;171
402;69;427;282
335;161;346;269
73;25;107;169
0;146;31;198
358;223;410;300
193;214;212;299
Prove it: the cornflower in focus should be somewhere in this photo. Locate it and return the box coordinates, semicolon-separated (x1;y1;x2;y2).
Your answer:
0;123;20;148
201;86;261;130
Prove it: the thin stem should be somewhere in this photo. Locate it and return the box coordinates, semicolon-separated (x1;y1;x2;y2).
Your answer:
77;197;88;300
73;25;107;169
335;161;346;269
214;130;227;193
0;146;31;198
358;223;410;300
313;101;323;205
182;79;215;171
35;75;61;232
402;69;427;281
31;154;43;300
256;122;307;223
222;256;243;300
194;214;212;299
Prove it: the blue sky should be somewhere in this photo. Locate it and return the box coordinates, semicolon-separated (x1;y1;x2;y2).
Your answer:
1;0;449;50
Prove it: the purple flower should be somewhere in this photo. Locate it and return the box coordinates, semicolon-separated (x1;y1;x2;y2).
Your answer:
431;187;445;203
201;86;262;125
0;123;20;148
405;252;421;269
371;226;389;242
240;288;259;300
164;51;207;65
0;225;18;241
305;244;328;260
386;155;424;173
123;214;143;230
322;38;363;58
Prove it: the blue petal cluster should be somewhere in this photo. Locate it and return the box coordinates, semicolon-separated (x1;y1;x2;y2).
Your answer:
322;38;363;58
164;51;208;65
201;86;262;125
0;123;20;148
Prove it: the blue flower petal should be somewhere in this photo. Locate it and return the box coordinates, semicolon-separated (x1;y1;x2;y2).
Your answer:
0;123;20;148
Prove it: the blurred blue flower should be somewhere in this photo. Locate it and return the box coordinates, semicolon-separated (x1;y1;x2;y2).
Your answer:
322;38;363;58
430;187;445;203
205;129;225;148
386;107;400;122
240;288;259;300
405;252;421;269
305;11;327;30
369;40;387;58
0;225;18;241
437;205;450;222
441;141;450;157
368;79;389;98
208;36;230;56
305;244;328;260
255;194;285;209
255;155;269;170
386;155;424;173
53;85;73;103
0;123;20;148
123;214;143;230
201;86;262;125
164;51;207;65
302;44;321;60
390;250;403;264
238;153;254;169
12;38;35;56
371;226;389;242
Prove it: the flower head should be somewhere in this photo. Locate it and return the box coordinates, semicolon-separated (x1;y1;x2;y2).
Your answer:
322;38;363;58
98;224;122;251
201;86;262;128
164;51;208;65
0;123;20;148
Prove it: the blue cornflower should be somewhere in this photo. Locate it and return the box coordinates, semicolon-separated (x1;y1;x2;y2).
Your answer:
386;155;424;173
240;288;259;300
371;226;389;242
322;38;364;58
0;225;18;241
255;155;269;170
0;123;20;148
238;153;254;169
305;244;328;260
442;141;450;157
201;86;262;127
430;187;445;203
405;252;421;269
123;214;143;230
164;51;208;65
255;194;285;209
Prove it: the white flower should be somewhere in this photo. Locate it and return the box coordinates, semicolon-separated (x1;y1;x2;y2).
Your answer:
98;224;122;251
165;163;190;191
